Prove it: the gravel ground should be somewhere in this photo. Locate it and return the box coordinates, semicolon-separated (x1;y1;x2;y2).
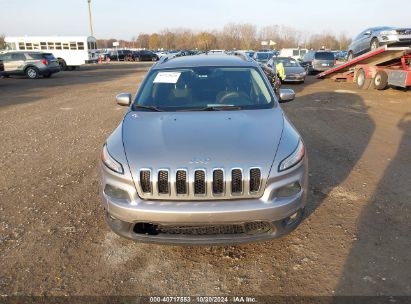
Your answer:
0;63;410;297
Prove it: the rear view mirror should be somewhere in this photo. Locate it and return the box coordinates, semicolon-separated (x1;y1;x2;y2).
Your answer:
116;93;132;106
279;89;295;103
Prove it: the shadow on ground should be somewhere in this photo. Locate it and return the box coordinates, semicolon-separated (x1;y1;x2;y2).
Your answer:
334;112;411;296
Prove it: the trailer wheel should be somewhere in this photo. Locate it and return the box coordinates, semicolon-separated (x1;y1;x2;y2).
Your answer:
373;71;388;90
356;69;366;89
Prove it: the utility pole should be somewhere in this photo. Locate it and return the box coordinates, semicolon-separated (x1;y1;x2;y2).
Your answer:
87;0;94;37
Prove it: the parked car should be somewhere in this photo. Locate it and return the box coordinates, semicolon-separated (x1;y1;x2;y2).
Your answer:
0;51;60;79
108;49;132;61
100;54;307;245
279;48;309;60
131;50;159;62
252;52;272;65
333;50;348;61
0;59;4;76
263;57;306;83
300;51;335;74
208;50;226;55
347;26;411;60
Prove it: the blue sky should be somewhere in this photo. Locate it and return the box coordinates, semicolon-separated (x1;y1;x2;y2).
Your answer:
0;0;410;39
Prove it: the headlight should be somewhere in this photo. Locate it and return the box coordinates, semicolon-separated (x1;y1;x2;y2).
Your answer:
278;140;305;172
101;144;124;174
380;30;397;35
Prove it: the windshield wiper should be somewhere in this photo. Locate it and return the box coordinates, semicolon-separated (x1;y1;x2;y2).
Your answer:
134;104;164;112
179;105;242;112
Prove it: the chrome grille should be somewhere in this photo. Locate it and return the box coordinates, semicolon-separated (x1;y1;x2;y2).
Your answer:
158;170;169;194
249;168;261;192
194;170;206;195
231;169;243;194
137;167;263;200
140;170;152;193
213;170;224;195
176;170;187;195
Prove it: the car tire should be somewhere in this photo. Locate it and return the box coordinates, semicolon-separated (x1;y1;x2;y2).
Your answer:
25;67;39;79
58;58;67;71
135;57;141;62
347;51;354;61
370;38;380;51
373;71;388;90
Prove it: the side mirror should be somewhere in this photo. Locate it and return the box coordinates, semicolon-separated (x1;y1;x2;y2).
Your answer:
279;89;295;103
116;93;131;106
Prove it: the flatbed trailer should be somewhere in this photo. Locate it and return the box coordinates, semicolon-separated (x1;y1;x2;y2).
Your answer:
317;46;411;90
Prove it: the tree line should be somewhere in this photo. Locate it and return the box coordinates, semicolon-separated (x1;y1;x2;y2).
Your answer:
97;23;352;51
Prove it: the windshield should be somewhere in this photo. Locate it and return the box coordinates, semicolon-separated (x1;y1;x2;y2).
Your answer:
256;53;270;60
273;58;301;67
133;67;274;111
315;52;334;60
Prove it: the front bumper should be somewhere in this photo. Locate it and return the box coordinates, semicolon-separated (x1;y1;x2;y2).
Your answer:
100;158;308;245
284;74;306;82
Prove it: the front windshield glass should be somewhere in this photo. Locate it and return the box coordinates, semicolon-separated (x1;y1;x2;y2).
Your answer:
256;53;270;60
134;67;274;111
272;58;301;67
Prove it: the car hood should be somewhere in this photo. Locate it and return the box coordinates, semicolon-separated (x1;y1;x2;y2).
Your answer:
285;66;305;74
122;108;284;180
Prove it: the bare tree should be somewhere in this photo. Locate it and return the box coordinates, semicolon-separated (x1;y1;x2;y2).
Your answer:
90;24;352;52
135;34;150;49
196;32;217;51
149;33;160;50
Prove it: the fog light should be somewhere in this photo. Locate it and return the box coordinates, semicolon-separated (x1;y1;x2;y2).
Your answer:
104;184;130;200
283;211;300;226
277;182;301;198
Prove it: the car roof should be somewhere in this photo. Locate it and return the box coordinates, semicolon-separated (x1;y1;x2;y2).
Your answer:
273;57;296;60
152;54;256;70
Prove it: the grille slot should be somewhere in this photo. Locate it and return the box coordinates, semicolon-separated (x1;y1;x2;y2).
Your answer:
231;169;243;194
140;170;152;193
194;170;206;195
249;168;261;192
176;170;187;195
158;170;169;194
213;170;224;195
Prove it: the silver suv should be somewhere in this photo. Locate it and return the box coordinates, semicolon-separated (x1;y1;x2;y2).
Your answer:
0;51;60;79
100;55;308;245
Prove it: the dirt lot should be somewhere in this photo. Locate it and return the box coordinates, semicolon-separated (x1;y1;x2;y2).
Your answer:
0;63;410;297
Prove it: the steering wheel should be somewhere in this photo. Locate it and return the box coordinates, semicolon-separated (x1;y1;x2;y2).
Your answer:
218;91;251;104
